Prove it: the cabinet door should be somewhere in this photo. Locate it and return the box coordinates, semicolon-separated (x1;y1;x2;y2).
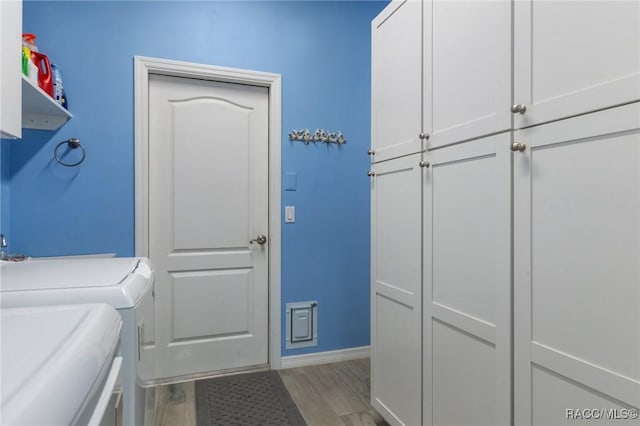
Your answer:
513;0;640;129
514;103;640;425
371;154;422;426
0;0;22;139
371;0;423;162
422;134;512;425
425;0;511;149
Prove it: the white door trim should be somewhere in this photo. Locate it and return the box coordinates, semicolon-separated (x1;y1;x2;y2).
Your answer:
133;56;282;371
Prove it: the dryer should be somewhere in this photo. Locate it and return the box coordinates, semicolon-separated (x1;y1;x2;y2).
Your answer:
0;257;155;426
1;303;122;425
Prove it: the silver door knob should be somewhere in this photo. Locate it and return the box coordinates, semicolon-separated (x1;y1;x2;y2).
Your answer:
419;132;430;140
368;171;376;177
250;234;268;245
511;104;527;114
419;160;430;168
511;142;526;152
367;149;375;156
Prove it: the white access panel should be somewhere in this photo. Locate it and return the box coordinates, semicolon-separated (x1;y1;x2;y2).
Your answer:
371;154;422;426
513;103;640;425
423;133;512;426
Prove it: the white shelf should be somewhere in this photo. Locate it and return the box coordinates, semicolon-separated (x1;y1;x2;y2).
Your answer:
22;75;72;130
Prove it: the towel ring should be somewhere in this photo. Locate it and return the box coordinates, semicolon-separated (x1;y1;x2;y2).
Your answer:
54;138;86;167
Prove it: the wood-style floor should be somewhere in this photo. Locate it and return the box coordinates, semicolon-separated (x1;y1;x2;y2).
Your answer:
149;358;388;426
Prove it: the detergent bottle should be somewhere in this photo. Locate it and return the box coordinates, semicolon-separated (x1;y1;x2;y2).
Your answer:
30;51;53;97
22;33;53;98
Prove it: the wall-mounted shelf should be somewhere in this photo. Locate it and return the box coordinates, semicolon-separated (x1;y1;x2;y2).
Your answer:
22;75;72;131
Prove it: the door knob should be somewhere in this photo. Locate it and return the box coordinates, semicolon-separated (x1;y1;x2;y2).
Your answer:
511;142;526;152
250;234;268;245
511;104;527;114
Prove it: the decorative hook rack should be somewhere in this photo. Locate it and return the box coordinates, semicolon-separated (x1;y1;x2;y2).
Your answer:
289;129;346;145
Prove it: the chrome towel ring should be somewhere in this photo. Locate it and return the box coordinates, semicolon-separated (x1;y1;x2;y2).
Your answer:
54;138;86;167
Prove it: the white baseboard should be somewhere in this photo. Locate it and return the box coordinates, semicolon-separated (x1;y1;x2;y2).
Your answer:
279;345;370;369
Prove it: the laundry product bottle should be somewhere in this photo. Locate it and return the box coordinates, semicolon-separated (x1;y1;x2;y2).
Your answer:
51;64;68;109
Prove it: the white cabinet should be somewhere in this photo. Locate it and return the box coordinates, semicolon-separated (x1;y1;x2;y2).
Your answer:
370;154;422;426
371;0;512;157
425;0;511;149
0;0;22;139
513;103;640;425
372;2;640;425
513;0;640;129
422;133;512;426
0;0;72;139
371;0;423;162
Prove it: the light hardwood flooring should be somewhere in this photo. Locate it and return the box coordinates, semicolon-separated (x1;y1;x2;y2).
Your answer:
148;358;388;426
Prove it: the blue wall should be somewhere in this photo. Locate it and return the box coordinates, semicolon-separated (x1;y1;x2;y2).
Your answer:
2;0;385;356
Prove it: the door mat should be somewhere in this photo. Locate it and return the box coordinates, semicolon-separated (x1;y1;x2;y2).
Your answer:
195;370;306;426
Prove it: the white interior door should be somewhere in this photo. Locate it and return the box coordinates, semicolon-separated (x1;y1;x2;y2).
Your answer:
513;0;640;128
148;74;269;379
422;133;512;425
370;154;423;426
514;103;640;425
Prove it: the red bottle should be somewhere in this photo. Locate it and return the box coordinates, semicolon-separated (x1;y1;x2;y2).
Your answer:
30;51;54;98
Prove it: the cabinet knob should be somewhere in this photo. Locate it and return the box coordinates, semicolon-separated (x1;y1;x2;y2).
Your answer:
511;104;527;114
419;132;430;140
419;160;430;168
511;142;526;152
367;149;375;156
368;171;376;177
250;234;268;245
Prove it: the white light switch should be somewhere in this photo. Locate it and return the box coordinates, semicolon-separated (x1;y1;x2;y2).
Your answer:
285;206;295;223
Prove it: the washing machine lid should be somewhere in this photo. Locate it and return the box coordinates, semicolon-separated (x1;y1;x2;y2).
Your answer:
1;303;121;426
0;257;154;309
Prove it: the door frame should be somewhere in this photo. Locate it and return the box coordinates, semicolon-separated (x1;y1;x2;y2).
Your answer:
133;55;282;371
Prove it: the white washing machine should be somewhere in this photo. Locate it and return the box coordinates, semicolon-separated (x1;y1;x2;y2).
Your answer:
0;257;155;426
1;303;123;425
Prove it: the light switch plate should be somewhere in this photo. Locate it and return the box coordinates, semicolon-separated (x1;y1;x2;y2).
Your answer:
285;206;295;223
285;172;297;191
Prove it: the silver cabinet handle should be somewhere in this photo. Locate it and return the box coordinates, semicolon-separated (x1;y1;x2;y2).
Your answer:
419;132;430;140
511;142;526;152
419;160;430;168
367;149;375;156
368;171;376;177
250;234;268;245
511;104;527;114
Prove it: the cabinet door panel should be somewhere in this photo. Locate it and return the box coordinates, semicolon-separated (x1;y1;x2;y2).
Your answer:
514;103;640;425
514;0;640;128
426;0;511;148
0;0;22;139
371;154;422;426
423;134;512;425
372;0;423;162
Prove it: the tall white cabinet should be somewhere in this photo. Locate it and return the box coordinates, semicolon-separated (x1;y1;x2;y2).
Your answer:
513;103;640;425
370;154;423;425
371;1;640;425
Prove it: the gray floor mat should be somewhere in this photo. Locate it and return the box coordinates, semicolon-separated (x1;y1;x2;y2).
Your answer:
195;371;306;426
